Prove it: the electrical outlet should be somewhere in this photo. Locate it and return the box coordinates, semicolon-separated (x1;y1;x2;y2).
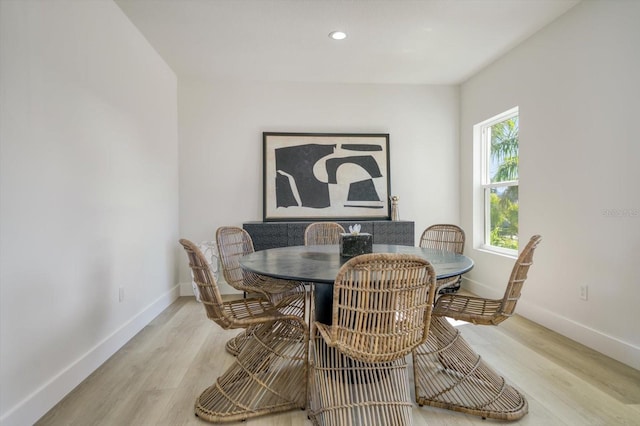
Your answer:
579;285;588;301
119;287;125;302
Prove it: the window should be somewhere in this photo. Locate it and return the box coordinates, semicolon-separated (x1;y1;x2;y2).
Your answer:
477;107;519;254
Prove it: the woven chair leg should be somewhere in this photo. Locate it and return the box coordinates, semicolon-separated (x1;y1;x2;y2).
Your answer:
278;291;307;319
308;333;413;426
196;319;308;423
224;328;253;356
412;316;528;421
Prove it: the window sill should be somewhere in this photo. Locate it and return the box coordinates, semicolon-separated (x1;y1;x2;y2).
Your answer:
477;244;517;259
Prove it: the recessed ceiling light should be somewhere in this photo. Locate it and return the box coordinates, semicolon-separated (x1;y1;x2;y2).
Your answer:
329;31;347;40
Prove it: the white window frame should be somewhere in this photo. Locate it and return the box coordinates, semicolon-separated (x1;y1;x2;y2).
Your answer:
475;107;519;257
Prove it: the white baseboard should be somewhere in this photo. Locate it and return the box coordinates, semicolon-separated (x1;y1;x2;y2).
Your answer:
463;277;640;371
180;281;196;297
0;285;180;426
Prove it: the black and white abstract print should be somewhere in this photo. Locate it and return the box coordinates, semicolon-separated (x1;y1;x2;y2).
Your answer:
263;133;390;221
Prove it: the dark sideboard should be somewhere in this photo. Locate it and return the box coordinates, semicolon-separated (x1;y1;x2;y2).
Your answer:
243;220;415;251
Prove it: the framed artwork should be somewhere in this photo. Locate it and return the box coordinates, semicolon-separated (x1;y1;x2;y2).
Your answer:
263;132;391;222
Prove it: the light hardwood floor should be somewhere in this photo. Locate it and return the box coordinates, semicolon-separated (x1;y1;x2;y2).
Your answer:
37;296;640;425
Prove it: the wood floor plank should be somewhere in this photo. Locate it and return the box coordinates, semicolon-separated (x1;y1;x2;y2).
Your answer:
499;315;640;404
36;297;640;426
458;320;639;425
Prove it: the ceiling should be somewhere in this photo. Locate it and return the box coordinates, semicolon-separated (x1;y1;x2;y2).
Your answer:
115;0;580;85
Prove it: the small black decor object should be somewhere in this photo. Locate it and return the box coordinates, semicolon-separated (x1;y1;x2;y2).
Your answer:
340;224;373;258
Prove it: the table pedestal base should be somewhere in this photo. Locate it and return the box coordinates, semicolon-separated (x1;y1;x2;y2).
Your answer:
313;283;334;325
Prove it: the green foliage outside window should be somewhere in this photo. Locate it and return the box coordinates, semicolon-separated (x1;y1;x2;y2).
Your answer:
488;117;519;250
489;191;518;249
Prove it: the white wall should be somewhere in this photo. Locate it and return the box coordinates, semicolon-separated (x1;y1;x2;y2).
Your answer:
460;0;640;370
0;1;179;425
178;80;460;293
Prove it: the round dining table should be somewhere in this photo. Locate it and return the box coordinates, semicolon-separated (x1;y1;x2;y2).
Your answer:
240;244;474;324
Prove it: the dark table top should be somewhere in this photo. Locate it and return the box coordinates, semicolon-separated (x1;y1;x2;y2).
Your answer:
239;244;474;284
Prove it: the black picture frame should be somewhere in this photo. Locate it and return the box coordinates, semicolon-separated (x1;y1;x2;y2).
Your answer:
263;132;391;222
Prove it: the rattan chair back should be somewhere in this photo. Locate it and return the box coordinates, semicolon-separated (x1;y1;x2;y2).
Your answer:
419;224;465;254
304;222;345;245
216;226;254;292
317;253;437;363
419;224;466;294
179;238;237;328
498;234;542;318
216;226;305;318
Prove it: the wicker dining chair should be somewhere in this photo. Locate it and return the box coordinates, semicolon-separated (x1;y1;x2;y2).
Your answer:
304;222;345;245
419;224;466;294
216;226;306;355
179;239;309;423
412;235;542;421
308;253;438;426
